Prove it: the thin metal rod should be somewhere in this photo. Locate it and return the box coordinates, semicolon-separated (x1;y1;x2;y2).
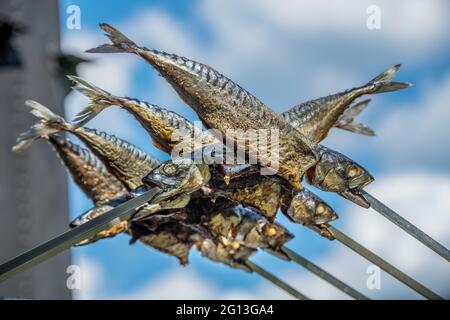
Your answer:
245;260;309;300
362;191;450;263
281;246;370;300
327;225;443;300
0;188;160;284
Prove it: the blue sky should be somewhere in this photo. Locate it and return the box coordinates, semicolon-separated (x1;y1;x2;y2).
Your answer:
59;0;450;299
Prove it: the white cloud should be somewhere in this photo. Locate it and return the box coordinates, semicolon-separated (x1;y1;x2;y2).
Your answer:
374;74;450;171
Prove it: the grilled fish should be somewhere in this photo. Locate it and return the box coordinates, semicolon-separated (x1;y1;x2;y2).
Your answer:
12;127;130;245
13;133;127;206
282;65;410;142
71;158;211;247
305;146;373;208
281;188;337;239
87;23;320;190
13;100;160;190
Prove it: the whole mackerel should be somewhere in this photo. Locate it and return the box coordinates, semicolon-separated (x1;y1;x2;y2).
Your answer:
86;23;320;190
282;64;410;142
14;100;160;190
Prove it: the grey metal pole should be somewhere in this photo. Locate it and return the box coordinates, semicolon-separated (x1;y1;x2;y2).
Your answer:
0;189;160;284
281;246;370;300
328;225;443;300
245;260;310;300
362;191;450;263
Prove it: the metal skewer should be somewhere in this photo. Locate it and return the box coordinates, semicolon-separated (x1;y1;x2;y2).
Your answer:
362;191;450;263
245;260;309;300
280;246;369;300
0;190;309;301
327;225;443;300
0;188;160;284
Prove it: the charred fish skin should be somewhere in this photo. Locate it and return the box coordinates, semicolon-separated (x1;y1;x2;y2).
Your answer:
185;195;292;256
130;220;195;266
281;188;337;240
71;158;211;247
13;100;160;190
282;64;410;142
194;237;256;272
47;135;128;205
130;208;256;270
72;127;160;190
87;23;320;190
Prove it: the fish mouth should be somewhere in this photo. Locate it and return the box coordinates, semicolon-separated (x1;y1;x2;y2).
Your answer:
339;189;371;208
348;173;374;190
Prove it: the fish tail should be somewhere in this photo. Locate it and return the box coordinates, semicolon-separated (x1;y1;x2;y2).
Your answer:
68;75;120;126
364;64;412;94
336;99;375;136
86;23;140;54
337;122;375;136
12;100;73;153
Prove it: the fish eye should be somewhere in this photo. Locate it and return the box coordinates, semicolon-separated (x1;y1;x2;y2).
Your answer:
162;163;177;176
347;166;360;178
265;226;277;237
315;204;326;215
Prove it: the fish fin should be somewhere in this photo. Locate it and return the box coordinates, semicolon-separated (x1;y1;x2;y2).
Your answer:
12;100;71;153
68;75;117;126
335;99;375;136
343;99;371;118
365;64;412;94
337;122;375;136
86;23;139;54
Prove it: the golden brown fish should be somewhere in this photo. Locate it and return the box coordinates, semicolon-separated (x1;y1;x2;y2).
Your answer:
13;133;128;206
282;64;410;142
13;100;160;190
12;128;130;245
87;23;320;190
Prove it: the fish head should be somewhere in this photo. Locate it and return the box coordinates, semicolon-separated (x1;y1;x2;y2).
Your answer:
260;222;294;248
307;147;374;200
286;188;338;225
236;206;294;249
142;159;211;201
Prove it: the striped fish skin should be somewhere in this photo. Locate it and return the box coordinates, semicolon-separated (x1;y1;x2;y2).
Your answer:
70;127;160;190
89;23;320;190
13;99;160;191
70;76;217;155
48;135;127;205
282;64;410;142
281;89;364;143
138;49;319;189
